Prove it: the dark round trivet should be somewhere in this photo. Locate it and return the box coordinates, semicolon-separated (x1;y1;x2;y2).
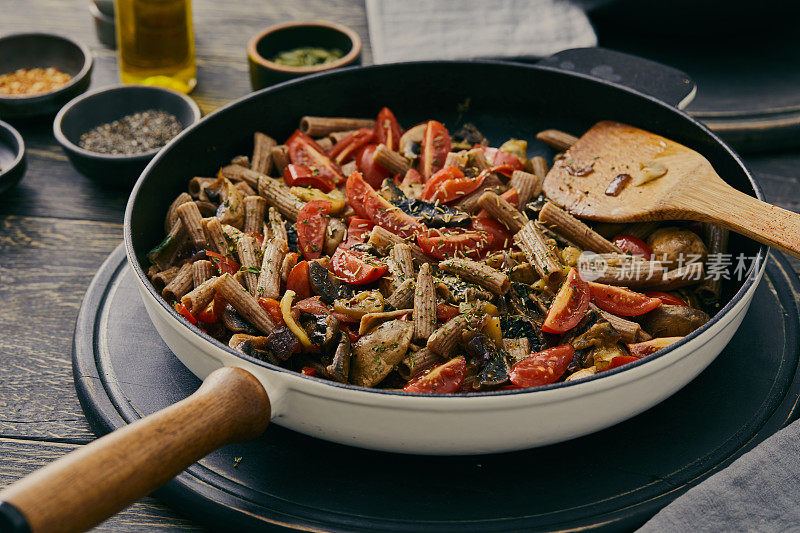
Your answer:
73;244;800;532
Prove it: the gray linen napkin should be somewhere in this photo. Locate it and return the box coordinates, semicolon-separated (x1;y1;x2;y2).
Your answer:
366;0;597;64
639;419;800;531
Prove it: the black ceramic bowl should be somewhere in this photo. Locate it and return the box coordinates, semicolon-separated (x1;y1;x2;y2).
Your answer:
0;120;26;194
0;33;93;119
53;85;201;186
248;21;361;90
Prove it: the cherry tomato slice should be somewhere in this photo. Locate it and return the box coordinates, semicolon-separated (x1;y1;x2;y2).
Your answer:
589;282;662;317
401;168;423;187
509;345;574;388
297;200;331;260
470;217;514;252
329;128;374;165
356;143;392;189
286;130;345;186
173;303;197;325
205;250;240;276
331;248;388;285
420;166;485;203
340;217;374;250
542;268;590;334
293;296;331;316
258;297;285;326
286;260;312;300
374;107;402;151
436;303;460;323
345;171;424;238
419;120;451;181
283;163;336;192
404;356;466;394
645;291;688;306
416;228;492;260
612;233;653;259
606;355;640;370
479;146;525;171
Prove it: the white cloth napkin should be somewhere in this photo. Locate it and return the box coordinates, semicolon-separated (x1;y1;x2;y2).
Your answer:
366;0;597;64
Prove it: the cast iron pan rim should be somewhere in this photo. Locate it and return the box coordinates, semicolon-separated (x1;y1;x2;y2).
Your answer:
124;59;768;398
0;120;25;179
52;84;203;161
0;32;93;103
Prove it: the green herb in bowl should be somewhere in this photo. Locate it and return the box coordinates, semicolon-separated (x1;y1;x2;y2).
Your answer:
271;47;343;67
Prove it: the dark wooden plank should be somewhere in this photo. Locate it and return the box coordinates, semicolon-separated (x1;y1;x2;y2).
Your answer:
0;437;200;531
0;215;121;442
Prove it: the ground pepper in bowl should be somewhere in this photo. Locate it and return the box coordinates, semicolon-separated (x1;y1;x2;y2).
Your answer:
78;109;182;155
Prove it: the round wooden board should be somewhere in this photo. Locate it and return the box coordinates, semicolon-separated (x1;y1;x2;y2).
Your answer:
73;244;800;532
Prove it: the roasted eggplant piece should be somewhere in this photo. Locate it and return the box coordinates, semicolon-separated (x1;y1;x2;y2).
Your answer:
308;260;352;303
523;194;548;219
350;319;414;387
285;222;299;253
436;273;489;302
465;334;510;390
381;181;470;228
452;123;488;149
301;313;340;350
642;305;709;337
265;326;301;361
571;321;625;371
221;304;260;335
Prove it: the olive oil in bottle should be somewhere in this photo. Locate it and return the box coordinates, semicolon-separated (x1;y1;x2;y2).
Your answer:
115;0;197;93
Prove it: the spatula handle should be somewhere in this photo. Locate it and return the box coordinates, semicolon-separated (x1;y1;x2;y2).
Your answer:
684;183;800;259
0;367;270;533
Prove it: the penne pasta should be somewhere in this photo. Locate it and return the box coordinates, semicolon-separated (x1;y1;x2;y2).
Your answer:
439;258;510;295
538;202;621;253
389;243;415;280
213;273;276;334
165;192;192;232
300;116;375;137
251;132;277;175
162;262;194;301
508;170;541;206
243;195;267;234
191;259;215;288
175;201;208;249
476;191;528;233
180;275;218;314
373;143;411;175
413;264;437;341
236;233;261;295
258;176;304;222
515;220;564;285
256;237;288;300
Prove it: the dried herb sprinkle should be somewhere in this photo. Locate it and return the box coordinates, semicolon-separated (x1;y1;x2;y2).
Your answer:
78;109;182;155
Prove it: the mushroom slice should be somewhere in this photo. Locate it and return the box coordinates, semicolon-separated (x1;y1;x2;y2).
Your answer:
399;123;427;159
350;319;414;387
642;305;709;338
326;334;351;383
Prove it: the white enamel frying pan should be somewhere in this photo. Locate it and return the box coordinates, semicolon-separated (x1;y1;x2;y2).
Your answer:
0;50;766;532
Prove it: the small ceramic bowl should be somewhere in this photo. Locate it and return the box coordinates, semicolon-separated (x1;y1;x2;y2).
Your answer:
53;85;201;186
0;33;93;119
248;21;362;90
0;120;26;194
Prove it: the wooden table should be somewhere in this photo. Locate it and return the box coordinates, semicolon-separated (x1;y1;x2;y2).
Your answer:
1;1;798;530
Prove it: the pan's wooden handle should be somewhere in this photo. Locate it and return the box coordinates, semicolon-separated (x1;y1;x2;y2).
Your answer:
0;367;270;533
680;180;800;259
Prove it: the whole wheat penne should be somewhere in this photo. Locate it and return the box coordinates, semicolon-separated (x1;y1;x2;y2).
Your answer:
270;145;289;176
427;314;483;357
697;224;729;300
188;178;216;201
151;266;180;291
439;258;510;295
281;252;298;283
538;202;621;253
214;274;276;334
267;207;288;244
373;143;411;175
477;191;528;233
203;217;228;254
383;257;405;293
192;259;215;288
181;275;218;314
515;220;563;284
235;180;257;197
220;164;262;189
537;221;581;249
231;155;249;167
502;337;531;365
530;156;548;182
243;195;267;234
315;137;333;151
341;161;358;177
329;129;357;143
536;129;579;151
162;262;194;301
256;237;288;299
251;132;277;175
484;250;528;269
149;221;188;271
444;150;468;169
386;279;415;309
623;221;660;241
455;175;506;213
300;116;375;137
414;264;436;341
640;262;705;291
397;347;444;380
508;170;541;206
236;234;261;295
175;201;207;249
465;147;491;170
368;226;432;265
390;243;415;280
165;192;193;233
222;224;243;247
580;253;665;286
258;176;304;222
590;304;648;344
194;201;217;218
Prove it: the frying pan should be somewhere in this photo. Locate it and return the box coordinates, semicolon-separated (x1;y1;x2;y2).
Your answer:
0;49;767;532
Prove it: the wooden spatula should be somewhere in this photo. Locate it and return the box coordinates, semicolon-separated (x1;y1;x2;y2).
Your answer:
542;121;800;258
